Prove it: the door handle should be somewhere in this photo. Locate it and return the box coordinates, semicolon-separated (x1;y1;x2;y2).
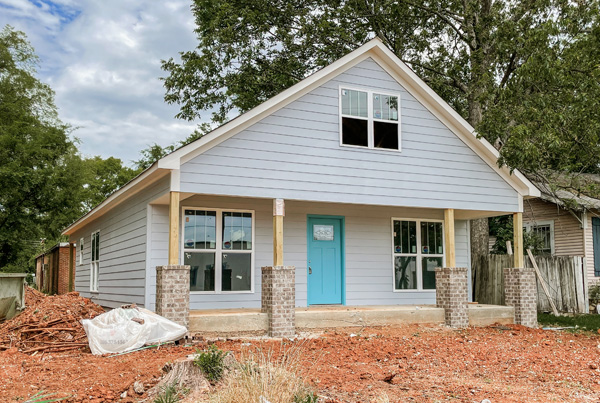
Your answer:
309;266;312;274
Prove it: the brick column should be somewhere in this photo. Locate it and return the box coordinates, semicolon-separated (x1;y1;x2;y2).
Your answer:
435;267;469;328
504;267;537;327
156;265;190;328
261;266;295;338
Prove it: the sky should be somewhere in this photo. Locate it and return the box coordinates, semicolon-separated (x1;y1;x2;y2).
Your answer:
0;0;200;165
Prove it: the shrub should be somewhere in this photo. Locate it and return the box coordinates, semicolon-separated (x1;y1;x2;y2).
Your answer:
194;344;227;383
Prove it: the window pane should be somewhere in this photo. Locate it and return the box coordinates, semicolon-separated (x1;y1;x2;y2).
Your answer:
373;121;399;149
341;88;368;118
394;220;416;253
533;225;552;253
395;256;417;289
223;212;252;250
186;252;215;291
184;210;216;250
222;253;251;291
422;257;442;289
342;117;368;147
421;222;443;254
373;94;398;121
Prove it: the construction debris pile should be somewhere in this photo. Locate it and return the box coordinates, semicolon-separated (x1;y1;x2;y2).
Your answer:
0;287;105;354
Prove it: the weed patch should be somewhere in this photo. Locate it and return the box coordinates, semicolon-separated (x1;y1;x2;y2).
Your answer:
538;313;600;332
210;346;315;403
194;344;227;383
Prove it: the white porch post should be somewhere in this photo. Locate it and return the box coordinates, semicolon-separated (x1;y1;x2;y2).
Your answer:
273;198;284;266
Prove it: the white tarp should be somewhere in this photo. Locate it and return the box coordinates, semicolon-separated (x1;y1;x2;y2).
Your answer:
81;307;187;355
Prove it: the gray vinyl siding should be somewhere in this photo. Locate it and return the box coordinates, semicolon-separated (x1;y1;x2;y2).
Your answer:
71;176;170;308
167;195;470;310
181;58;518;212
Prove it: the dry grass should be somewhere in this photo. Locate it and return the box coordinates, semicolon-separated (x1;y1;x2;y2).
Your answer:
371;392;390;403
210;344;315;403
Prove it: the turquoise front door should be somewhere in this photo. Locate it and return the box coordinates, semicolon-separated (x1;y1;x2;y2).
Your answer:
307;216;344;305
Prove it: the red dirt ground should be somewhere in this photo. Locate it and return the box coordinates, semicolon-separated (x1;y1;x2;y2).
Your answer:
2;324;600;402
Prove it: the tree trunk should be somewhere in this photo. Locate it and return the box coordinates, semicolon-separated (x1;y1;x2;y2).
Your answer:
470;218;489;260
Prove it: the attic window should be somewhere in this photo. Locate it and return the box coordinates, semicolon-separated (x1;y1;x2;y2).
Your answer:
340;87;400;150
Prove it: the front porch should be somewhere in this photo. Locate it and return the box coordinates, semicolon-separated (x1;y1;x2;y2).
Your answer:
152;193;536;336
188;304;515;334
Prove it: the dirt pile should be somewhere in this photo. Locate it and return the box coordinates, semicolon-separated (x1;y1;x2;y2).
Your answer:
0;287;105;354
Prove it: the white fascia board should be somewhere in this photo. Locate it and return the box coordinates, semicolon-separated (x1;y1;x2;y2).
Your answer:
62;163;168;235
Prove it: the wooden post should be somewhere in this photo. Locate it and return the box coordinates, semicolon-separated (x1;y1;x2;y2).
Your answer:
273;199;284;266
444;209;455;267
513;212;524;268
68;243;74;292
168;191;180;265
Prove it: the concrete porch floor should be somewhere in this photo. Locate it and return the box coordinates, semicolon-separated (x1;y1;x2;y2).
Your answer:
189;304;514;334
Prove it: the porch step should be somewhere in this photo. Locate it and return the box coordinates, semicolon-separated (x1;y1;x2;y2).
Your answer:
188;304;514;334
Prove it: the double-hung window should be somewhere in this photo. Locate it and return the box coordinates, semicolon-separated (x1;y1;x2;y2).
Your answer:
90;231;100;292
523;220;554;255
393;219;444;290
79;237;84;265
340;87;400;150
183;209;254;293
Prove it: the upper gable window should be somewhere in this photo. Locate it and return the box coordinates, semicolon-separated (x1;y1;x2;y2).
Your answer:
340;87;400;151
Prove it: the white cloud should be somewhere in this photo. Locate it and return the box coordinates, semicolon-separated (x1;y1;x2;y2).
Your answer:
0;0;199;165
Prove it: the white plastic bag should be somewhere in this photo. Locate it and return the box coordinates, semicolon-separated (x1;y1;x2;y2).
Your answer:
81;307;187;355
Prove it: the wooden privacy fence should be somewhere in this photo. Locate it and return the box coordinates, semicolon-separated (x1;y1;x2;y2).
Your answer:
472;255;588;314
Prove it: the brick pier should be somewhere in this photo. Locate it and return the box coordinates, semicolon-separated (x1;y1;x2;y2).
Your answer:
435;267;469;328
504;267;537;327
156;265;190;328
261;265;296;338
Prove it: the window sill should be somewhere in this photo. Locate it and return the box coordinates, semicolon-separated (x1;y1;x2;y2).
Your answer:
339;143;402;153
190;290;254;295
392;289;436;293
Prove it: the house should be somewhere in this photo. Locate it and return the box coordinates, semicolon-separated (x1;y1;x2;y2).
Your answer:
34;242;75;295
62;38;540;334
523;180;600;287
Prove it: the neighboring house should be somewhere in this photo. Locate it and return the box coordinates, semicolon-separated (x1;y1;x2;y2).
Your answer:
61;38;538;316
523;182;600;286
34;242;76;295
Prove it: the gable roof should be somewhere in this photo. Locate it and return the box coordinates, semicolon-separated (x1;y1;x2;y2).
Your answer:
157;37;538;198
63;37;538;235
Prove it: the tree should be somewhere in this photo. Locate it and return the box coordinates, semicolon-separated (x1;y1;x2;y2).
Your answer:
0;26;137;272
80;156;138;210
134;123;211;171
162;0;600;258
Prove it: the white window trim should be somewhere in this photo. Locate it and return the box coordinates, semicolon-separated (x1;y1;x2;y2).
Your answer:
524;219;555;255
338;85;402;152
90;230;100;293
181;207;255;295
391;217;445;292
79;237;84;265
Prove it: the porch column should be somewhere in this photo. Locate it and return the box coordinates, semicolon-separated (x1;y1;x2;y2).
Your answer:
444;209;456;267
261;199;296;338
513;212;524;268
436;209;468;328
168;191;180;265
273;199;284;266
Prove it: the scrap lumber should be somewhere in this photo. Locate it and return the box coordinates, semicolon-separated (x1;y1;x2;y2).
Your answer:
527;249;560;316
